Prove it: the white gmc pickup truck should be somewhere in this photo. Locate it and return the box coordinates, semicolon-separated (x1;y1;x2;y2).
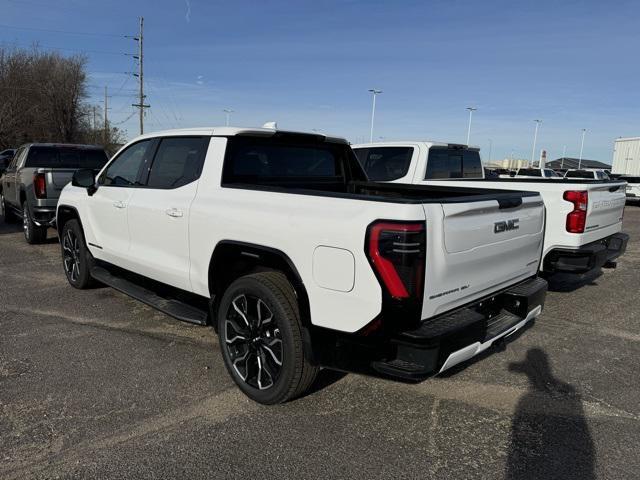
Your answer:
354;142;629;276
57;127;547;404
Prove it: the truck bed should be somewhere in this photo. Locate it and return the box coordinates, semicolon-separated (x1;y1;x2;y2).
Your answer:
223;179;540;205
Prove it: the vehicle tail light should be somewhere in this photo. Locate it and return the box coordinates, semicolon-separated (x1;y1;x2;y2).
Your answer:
366;221;425;299
33;173;47;199
563;190;588;233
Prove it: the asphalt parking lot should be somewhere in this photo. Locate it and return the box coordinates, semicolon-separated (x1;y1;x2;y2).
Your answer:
1;209;639;480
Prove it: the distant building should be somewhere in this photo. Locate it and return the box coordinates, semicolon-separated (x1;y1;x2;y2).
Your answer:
546;157;611;170
612;137;640;175
485;158;530;170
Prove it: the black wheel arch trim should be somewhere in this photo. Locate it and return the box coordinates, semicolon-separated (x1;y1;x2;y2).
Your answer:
208;240;317;364
56;205;90;247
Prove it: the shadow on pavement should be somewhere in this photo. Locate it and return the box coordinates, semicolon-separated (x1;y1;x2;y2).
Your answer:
0;216;22;234
543;269;603;293
506;348;595;480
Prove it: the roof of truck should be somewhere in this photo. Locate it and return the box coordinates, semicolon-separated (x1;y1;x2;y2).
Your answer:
20;143;105;149
133;126;349;144
351;141;480;149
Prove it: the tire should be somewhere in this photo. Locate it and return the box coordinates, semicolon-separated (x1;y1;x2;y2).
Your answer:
217;271;318;404
60;219;96;289
1;192;17;223
22;202;47;244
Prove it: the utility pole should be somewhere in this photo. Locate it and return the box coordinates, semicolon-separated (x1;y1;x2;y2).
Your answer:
92;106;97;143
487;138;493;164
129;17;149;135
103;86;110;145
578;128;586;169
368;88;382;143
531;119;542;167
465;107;477;145
223;108;234;126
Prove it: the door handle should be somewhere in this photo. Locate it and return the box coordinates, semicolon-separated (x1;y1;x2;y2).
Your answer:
165;208;183;218
113;201;126;209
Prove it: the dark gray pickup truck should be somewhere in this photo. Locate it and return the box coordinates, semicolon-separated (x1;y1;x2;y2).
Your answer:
0;143;108;243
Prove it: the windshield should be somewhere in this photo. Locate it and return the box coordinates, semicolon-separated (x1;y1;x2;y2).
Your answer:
25;147;108;169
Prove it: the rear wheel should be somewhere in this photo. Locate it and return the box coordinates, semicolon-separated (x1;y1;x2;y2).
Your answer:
217;271;318;404
61;219;96;289
22;202;47;244
1;192;17;223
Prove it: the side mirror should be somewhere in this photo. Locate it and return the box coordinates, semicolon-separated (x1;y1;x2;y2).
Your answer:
72;168;97;196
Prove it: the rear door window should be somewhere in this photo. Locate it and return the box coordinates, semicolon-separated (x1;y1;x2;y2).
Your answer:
425;147;483;179
25;147;108;169
145;137;209;189
355;147;413;181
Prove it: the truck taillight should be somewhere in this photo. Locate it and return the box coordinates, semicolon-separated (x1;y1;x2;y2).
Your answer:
33;173;47;199
563;190;588;233
366;221;425;299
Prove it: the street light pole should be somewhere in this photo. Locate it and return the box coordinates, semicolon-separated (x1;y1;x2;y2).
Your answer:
531;119;542;167
487;139;493;164
368;89;382;142
561;145;567;169
466;107;477;145
223;108;234;126
578;129;586;169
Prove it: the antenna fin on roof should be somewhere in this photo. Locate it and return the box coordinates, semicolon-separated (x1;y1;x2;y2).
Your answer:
262;121;277;130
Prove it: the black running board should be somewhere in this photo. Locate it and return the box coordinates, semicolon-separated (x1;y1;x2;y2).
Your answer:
90;266;208;325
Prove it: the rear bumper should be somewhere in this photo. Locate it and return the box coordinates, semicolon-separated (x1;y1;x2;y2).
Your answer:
370;277;547;380
542;232;629;274
31;205;57;227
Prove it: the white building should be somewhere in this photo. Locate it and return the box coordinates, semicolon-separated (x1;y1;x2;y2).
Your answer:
485;158;530;170
612;137;640;175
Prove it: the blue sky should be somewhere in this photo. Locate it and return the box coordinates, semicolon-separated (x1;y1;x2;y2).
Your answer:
2;0;639;163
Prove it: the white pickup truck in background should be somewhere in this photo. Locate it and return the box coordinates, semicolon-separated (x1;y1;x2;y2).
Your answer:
511;168;563;179
353;142;629;276
622;176;640;203
56;128;548;404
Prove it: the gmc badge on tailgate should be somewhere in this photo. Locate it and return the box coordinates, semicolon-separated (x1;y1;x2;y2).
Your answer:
494;219;520;233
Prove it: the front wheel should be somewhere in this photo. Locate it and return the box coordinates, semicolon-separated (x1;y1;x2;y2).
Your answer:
60;219;96;289
23;202;47;244
217;271;318;404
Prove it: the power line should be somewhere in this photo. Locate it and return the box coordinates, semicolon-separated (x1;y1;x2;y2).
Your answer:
0;41;127;56
0;23;125;38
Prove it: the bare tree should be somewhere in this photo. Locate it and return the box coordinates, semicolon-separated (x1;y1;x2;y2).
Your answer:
0;46;126;150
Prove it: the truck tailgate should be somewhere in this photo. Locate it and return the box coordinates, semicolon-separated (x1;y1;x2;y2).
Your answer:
421;195;544;319
585;182;626;232
39;168;76;194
